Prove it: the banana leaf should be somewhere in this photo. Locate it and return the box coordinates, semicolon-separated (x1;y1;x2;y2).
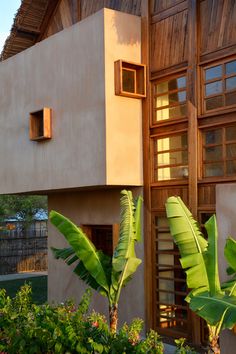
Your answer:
204;216;222;296
50;211;110;296
51;246;111;296
222;237;236;295
110;190;142;304
165;196;209;301
189;291;236;330
225;237;236;273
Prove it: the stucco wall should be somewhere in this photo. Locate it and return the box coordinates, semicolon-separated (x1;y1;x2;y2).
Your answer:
216;184;236;353
0;9;142;194
48;187;145;326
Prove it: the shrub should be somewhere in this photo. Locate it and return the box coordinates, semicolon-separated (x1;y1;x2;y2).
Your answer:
0;284;163;353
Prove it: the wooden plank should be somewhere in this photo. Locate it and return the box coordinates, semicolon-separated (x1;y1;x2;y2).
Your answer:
200;0;236;56
150;9;188;72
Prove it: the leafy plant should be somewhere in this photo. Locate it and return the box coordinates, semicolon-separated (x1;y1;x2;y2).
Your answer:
0;284;163;353
174;338;197;354
50;189;142;333
165;196;236;354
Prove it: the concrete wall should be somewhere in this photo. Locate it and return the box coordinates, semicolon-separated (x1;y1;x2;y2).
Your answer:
216;184;236;353
0;9;142;194
48;187;145;326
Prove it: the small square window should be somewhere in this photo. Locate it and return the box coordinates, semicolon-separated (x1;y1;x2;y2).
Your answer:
114;60;146;98
29;108;52;141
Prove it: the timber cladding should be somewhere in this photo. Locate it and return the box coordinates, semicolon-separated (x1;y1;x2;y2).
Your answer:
145;0;236;345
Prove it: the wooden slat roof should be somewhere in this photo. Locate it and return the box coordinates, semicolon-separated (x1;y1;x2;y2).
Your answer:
0;0;59;61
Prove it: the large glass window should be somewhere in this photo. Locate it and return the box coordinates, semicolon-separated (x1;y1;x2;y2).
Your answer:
153;133;188;181
203;59;236;112
202;125;236;178
153;76;187;123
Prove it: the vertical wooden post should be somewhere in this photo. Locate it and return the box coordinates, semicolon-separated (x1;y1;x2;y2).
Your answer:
187;0;198;219
141;0;154;331
187;0;201;344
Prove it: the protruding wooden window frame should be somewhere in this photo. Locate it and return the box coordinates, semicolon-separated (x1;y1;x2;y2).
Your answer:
29;107;52;141
114;59;146;99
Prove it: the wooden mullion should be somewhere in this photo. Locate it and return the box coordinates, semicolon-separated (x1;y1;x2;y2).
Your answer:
154;101;187;111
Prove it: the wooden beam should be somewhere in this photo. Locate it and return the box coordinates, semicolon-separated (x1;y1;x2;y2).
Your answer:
187;0;201;345
141;0;154;332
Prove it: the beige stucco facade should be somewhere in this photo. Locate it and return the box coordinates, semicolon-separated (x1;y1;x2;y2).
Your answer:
0;8;142;194
48;187;145;325
216;184;236;353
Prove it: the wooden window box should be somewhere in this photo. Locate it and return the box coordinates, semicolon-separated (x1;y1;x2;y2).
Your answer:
114;60;146;98
29;108;52;141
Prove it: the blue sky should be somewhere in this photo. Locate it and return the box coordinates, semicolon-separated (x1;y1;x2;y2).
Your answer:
0;0;21;52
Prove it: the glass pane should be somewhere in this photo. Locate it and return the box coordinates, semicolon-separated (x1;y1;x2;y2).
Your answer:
156;91;186;108
226;126;236;141
225;92;236;106
204;129;222;145
226;77;236;91
204;146;222;161
158;241;174;251
156;217;169;228
205;65;222;81
158;270;174;279
157;166;188;180
157;134;188;152
159;292;175;304
122;69;135;93
206;95;224;110
155;81;169;94
226;144;236;158
158;254;174;266
157;150;188;166
159;279;175;291
226;60;236;75
155;76;186;94
226;161;236;175
204;163;224;177
155;104;187;121
205;81;222;96
157;233;172;242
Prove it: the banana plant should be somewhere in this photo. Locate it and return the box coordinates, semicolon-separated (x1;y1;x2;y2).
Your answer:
165;196;236;354
50;190;142;333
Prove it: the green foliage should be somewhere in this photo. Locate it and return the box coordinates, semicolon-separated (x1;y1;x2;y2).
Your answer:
165;196;209;301
174;338;197;354
0;284;163;353
0;194;47;229
165;196;236;352
50;189;142;330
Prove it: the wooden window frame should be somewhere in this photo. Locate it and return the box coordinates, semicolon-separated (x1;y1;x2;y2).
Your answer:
152;213;190;338
29;107;52;141
151;130;189;184
81;224;119;256
200;124;236;180
151;73;187;127
114;60;146;99
201;57;236;115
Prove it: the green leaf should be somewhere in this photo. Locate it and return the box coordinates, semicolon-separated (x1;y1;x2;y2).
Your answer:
225;237;236;272
165;196;209;300
50;211;109;295
110;190;142;304
189;291;236;330
204;215;222;296
134;195;143;242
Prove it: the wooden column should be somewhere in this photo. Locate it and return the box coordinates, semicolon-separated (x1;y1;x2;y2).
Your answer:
187;0;201;344
187;0;198;218
141;0;154;331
